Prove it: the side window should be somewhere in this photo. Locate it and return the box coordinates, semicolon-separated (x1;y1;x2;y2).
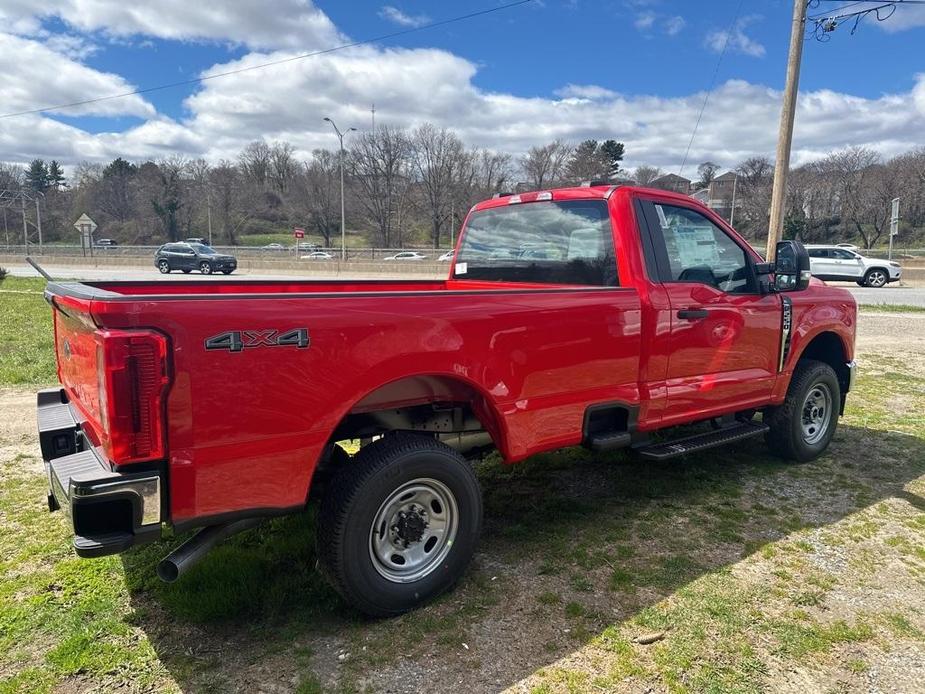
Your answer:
832;249;855;260
807;249;828;258
648;202;751;294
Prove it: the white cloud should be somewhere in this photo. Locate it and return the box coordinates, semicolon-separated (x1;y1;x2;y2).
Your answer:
554;84;619;100
706;16;766;57
878;4;925;31
634;10;685;37
0;32;154;119
665;16;685;36
0;0;344;50
0;5;923;175
379;5;430;29
634;12;656;31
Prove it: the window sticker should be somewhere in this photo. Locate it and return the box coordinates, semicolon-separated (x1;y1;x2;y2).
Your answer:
455;262;467;275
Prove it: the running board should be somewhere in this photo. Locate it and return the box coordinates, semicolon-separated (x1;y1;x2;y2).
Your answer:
636;421;769;461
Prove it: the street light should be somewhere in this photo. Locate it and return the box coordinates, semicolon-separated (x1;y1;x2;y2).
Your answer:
324;117;357;261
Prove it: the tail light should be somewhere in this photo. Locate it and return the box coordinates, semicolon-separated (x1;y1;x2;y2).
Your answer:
96;330;170;465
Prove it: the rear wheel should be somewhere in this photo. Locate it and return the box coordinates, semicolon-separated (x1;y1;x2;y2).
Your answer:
764;359;840;462
222;269;234;274
316;433;482;616
864;268;888;287
157;260;170;274
181;269;191;274
199;262;213;275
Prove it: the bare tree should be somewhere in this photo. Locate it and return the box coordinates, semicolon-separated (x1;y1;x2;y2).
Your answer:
411;124;468;248
210;161;242;245
293;149;341;247
238;141;271;190
350;125;412;247
268;141;297;195
696;161;720;190
520;140;572;189
632;165;662;186
734;156;774;237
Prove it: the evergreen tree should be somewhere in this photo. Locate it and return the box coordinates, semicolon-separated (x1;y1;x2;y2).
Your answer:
600;140;625;177
25;159;49;193
47;161;66;190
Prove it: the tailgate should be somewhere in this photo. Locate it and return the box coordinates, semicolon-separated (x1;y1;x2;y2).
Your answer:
47;285;171;465
51;294;106;444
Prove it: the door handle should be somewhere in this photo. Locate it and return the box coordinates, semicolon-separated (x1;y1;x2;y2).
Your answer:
677;308;709;320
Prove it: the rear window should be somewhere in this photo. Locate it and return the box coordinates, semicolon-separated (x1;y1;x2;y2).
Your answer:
455;200;617;286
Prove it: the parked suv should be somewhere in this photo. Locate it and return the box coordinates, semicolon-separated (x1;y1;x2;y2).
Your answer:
155;242;237;275
805;245;901;287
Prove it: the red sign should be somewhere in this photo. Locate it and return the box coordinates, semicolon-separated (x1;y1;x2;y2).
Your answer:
293;228;305;239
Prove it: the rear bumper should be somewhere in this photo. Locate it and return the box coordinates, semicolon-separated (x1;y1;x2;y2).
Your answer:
38;388;163;558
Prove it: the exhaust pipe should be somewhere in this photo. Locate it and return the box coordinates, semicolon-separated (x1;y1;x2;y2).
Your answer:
157;518;263;583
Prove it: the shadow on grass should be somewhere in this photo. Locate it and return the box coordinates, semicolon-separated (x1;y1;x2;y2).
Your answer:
120;421;925;692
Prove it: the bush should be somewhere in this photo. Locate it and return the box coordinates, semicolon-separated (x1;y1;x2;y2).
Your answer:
0;266;7;281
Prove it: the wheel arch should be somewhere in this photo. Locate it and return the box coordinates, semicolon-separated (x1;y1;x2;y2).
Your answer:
792;330;851;397
325;372;508;455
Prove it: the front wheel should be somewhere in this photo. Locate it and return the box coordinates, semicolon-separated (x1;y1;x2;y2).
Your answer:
764;359;840;462
157;260;170;274
199;262;213;275
864;268;888;287
222;269;233;275
316;434;483;617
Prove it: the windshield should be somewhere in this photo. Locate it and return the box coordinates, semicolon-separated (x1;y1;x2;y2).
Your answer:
455;200;617;286
191;243;217;255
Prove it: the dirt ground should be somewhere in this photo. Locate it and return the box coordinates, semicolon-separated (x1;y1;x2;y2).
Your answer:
2;312;925;693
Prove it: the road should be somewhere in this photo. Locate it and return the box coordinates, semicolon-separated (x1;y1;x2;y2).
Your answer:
5;264;925;307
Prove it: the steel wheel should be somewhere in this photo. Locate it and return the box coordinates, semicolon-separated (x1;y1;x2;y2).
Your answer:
801;382;832;445
369;477;458;584
866;269;887;287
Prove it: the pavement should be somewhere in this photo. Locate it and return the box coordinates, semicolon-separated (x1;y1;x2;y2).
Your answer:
5;263;925;307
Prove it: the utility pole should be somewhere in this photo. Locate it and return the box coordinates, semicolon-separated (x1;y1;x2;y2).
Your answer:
766;0;807;261
324;117;357;261
729;174;738;227
889;197;899;261
206;185;213;246
371;103;376;131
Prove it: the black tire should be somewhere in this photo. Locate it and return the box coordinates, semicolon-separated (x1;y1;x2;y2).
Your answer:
764;359;840;462
157;260;171;274
222;269;234;275
864;268;888;288
316;433;483;617
199;262;213;275
182;268;191;274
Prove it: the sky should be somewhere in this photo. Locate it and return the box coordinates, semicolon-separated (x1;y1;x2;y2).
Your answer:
0;0;924;175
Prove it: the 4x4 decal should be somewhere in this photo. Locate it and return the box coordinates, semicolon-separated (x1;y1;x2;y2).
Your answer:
205;328;310;352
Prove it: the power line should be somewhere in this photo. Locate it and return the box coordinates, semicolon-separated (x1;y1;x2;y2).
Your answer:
678;0;746;176
807;0;920;39
0;0;535;120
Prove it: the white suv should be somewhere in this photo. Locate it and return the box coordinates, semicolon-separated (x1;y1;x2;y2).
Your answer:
805;245;902;288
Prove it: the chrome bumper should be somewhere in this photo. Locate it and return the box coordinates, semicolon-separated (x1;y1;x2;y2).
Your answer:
38;388;163;558
846;360;857;392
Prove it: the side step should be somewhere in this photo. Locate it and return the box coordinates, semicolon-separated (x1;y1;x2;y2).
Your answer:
636;421;769;461
585;431;631;452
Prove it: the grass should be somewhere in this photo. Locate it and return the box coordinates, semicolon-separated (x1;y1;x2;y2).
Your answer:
858;303;925;313
2;287;925;691
0;276;55;385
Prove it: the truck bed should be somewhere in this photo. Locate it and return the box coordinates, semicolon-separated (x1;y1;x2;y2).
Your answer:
45;277;643;526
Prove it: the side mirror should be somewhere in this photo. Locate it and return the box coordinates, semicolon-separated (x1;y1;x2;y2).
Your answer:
774;240;811;292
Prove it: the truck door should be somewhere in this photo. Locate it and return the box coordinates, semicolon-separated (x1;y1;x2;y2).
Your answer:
638;199;781;423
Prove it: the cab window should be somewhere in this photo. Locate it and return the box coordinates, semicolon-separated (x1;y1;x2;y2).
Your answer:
646;202;752;293
831;249;857;260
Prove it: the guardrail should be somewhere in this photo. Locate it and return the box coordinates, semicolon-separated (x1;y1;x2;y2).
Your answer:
0;244;454;261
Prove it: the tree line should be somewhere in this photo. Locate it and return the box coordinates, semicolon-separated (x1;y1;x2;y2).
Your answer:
1;124;922;249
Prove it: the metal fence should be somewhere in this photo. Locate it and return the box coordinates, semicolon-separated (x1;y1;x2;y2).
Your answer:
0;244;455;262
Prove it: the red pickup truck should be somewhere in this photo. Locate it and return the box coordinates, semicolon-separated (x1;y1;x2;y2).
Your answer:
38;184;856;615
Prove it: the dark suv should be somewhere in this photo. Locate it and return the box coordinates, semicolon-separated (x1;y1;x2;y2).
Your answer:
155;243;237;275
